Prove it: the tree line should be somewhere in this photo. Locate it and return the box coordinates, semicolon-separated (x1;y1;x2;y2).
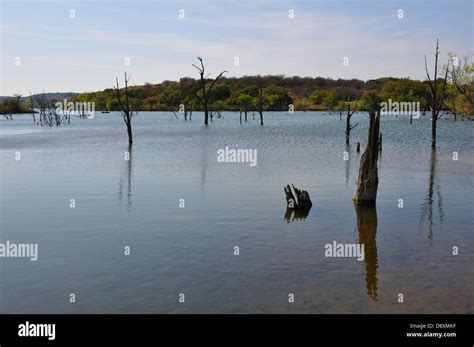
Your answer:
67;70;471;117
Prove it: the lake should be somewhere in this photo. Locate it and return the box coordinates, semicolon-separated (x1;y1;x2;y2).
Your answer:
0;111;473;313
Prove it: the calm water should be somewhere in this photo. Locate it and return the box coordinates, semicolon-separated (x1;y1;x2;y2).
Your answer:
0;112;473;313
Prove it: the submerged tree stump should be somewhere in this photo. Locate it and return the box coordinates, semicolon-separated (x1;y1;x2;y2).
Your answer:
353;110;381;205
284;184;312;209
284;184;312;222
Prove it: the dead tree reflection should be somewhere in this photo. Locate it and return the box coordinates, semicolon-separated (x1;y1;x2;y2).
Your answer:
354;204;378;301
118;144;133;210
419;148;444;240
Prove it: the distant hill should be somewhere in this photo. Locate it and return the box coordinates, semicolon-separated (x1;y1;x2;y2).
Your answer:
0;92;78;102
2;75;471;115
69;75;430;112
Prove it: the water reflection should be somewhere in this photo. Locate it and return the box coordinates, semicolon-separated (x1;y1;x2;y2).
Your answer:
419;148;444;240
354;203;378;301
200;127;209;191
284;205;311;222
344;144;351;188
118;144;133;210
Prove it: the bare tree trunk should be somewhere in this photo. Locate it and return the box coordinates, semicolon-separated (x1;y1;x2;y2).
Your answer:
431;111;437;148
344;100;358;145
354;110;381;205
29;93;36;123
345;116;350;144
204;107;209;125
114;72;135;145
127;121;133;145
425;39;449;148
192;57;226;125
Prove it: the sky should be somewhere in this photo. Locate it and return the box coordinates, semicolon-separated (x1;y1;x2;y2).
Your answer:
0;0;472;95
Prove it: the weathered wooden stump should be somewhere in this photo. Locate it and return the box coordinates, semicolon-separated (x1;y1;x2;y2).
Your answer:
284;184;312;209
283;184;312;222
353;110;381;205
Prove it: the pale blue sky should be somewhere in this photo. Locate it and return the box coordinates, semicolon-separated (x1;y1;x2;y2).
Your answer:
1;0;472;95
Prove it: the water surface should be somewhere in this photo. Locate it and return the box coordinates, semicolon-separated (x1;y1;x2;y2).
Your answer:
0;112;473;313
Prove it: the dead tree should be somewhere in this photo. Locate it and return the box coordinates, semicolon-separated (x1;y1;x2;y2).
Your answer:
185;100;193;121
353;104;381;206
424;39;449;148
192;57;226;125
114;72;135;145
183;105;188;121
29;93;36;123
30;92;58;126
257;87;264;126
344;99;358;144
30;94;68;127
182;101;194;121
37;92;48;125
37;94;44;124
42;101;67;126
